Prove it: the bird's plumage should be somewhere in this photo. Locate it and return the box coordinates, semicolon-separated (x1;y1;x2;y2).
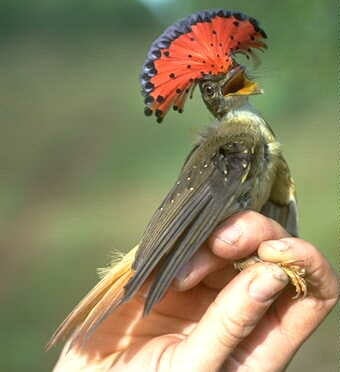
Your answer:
47;9;300;350
47;108;297;348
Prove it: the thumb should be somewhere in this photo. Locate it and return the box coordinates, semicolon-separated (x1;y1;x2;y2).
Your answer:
173;263;288;372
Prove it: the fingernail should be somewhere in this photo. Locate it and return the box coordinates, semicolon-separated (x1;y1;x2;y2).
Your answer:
217;224;242;245
176;261;193;282
249;265;288;302
267;240;289;252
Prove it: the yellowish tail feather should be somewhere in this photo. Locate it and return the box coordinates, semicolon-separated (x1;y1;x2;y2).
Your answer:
46;245;138;350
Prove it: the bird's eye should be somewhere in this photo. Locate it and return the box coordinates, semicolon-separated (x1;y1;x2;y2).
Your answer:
204;84;215;97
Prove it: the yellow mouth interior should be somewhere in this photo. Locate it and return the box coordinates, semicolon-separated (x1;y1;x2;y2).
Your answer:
222;71;261;96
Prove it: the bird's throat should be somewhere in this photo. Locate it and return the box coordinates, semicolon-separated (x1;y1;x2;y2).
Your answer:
206;95;249;120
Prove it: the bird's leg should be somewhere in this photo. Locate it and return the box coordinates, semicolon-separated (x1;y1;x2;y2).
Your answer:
234;255;262;270
234;256;307;299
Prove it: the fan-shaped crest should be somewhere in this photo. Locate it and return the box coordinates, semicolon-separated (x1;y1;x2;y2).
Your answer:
141;9;267;122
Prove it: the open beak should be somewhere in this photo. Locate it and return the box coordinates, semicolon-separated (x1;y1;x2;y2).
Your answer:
222;66;263;96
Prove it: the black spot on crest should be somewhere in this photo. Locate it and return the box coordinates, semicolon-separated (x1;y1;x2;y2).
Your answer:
145;61;155;70
155;109;163;118
260;29;268;38
144;82;154;93
234;13;246;21
141;73;151;83
151;48;162;59
144;107;153;116
144;96;154;104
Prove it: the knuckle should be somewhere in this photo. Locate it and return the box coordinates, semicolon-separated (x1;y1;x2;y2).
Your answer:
243;211;280;241
242;210;262;223
308;258;327;280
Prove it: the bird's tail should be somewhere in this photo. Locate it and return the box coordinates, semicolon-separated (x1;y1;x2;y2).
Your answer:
46;245;138;350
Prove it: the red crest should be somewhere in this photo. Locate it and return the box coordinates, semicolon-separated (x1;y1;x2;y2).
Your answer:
141;10;267;122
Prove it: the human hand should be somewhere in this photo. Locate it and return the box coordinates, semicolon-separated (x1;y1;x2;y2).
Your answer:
54;211;339;372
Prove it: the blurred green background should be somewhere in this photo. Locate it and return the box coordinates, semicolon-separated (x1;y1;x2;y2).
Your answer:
0;0;337;370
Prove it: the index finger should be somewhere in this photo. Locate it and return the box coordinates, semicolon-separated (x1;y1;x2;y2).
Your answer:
208;210;291;260
175;211;290;291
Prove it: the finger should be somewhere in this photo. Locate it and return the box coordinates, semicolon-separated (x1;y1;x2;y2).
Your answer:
208;211;290;260
224;238;339;371
173;263;289;372
175;211;290;291
173;244;230;291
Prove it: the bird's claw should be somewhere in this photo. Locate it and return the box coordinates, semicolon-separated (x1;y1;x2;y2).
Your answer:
277;262;307;299
234;256;307;299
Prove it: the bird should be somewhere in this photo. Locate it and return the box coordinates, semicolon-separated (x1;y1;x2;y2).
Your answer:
47;9;306;350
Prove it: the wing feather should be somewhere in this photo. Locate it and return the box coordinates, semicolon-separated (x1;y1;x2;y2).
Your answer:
261;155;299;237
123;183;213;301
261;198;298;237
123;139;257;312
143;198;219;313
143;163;251;312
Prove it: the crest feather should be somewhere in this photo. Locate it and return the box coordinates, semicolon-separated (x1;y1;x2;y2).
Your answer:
141;9;267;122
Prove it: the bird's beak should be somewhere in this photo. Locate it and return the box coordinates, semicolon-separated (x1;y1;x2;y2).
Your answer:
222;66;263;96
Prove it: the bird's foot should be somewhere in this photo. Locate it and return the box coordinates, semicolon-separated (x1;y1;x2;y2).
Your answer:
276;261;307;299
234;256;307;299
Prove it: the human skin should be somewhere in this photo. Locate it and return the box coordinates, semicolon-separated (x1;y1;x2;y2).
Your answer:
54;211;339;372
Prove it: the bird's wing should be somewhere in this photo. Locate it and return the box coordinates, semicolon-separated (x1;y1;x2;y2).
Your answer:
260;198;298;236
123;138;260;312
261;155;298;236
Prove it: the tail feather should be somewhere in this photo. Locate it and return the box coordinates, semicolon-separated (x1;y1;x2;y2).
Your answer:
46;246;138;350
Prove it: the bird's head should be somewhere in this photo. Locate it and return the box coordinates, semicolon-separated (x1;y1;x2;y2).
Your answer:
141;10;267;123
199;65;262;119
